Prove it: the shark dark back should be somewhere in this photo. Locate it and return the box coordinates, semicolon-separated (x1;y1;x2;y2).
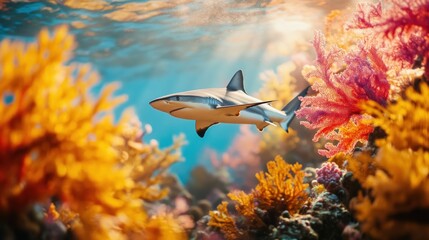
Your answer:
150;70;309;137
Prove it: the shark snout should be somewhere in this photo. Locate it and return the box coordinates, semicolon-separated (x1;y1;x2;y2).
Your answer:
150;98;180;113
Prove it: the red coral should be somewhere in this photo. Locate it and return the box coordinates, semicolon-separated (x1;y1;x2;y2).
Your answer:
296;32;389;157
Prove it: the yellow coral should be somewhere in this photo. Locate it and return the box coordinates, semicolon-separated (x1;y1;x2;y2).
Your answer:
0;26;185;240
228;191;265;228
258;62;300;159
328;152;347;168
347;151;376;184
361;83;429;151
353;144;429;239
118;117;186;202
258;62;297;110
324;9;362;51
353;83;429;239
145;214;187;240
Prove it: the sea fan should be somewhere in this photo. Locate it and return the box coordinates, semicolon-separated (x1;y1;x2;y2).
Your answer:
296;32;389;157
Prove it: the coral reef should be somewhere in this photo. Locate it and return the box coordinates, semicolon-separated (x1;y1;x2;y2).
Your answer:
295;31;390;157
298;1;429;239
0;26;186;239
350;82;429;240
206;157;308;239
198;1;429;239
349;0;429;76
199;157;356;240
2;1;427;240
297;0;429;158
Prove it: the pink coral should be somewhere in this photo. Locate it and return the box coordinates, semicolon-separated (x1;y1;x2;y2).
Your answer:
316;162;342;191
349;0;429;76
296;32;389;157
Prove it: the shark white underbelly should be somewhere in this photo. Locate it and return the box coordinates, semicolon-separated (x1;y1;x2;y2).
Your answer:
170;105;270;125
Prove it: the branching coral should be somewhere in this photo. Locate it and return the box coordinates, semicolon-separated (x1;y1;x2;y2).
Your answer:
208;202;243;240
354;145;429;239
319;114;375;157
351;83;429;239
361;83;429;151
254;156;308;215
348;0;429;88
298;0;429;158
118;117;186;202
324;9;362;51
0;26;186;240
208;156;309;240
296;32;389;157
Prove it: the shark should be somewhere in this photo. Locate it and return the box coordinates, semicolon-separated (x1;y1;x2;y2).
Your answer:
149;70;310;137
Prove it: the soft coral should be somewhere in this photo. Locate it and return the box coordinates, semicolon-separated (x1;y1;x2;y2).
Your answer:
296;32;389;157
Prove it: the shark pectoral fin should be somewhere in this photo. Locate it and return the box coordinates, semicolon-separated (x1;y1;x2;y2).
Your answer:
196;120;218;138
256;122;269;131
256;120;276;131
265;120;277;127
216;100;274;116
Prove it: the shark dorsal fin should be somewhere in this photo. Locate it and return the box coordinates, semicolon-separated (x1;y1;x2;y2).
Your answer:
226;70;246;93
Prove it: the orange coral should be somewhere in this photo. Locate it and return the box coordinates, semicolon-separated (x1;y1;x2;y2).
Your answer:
254;156;308;215
44;203;60;223
209;202;243;240
208;156;309;240
319;115;374;157
327;152;347;168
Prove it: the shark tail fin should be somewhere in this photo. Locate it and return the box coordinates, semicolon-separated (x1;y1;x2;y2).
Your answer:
280;86;310;132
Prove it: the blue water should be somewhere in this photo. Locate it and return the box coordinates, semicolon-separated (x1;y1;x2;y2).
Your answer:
0;0;354;182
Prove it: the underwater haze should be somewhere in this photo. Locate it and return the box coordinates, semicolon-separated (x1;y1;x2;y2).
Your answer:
0;0;355;182
1;0;429;239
